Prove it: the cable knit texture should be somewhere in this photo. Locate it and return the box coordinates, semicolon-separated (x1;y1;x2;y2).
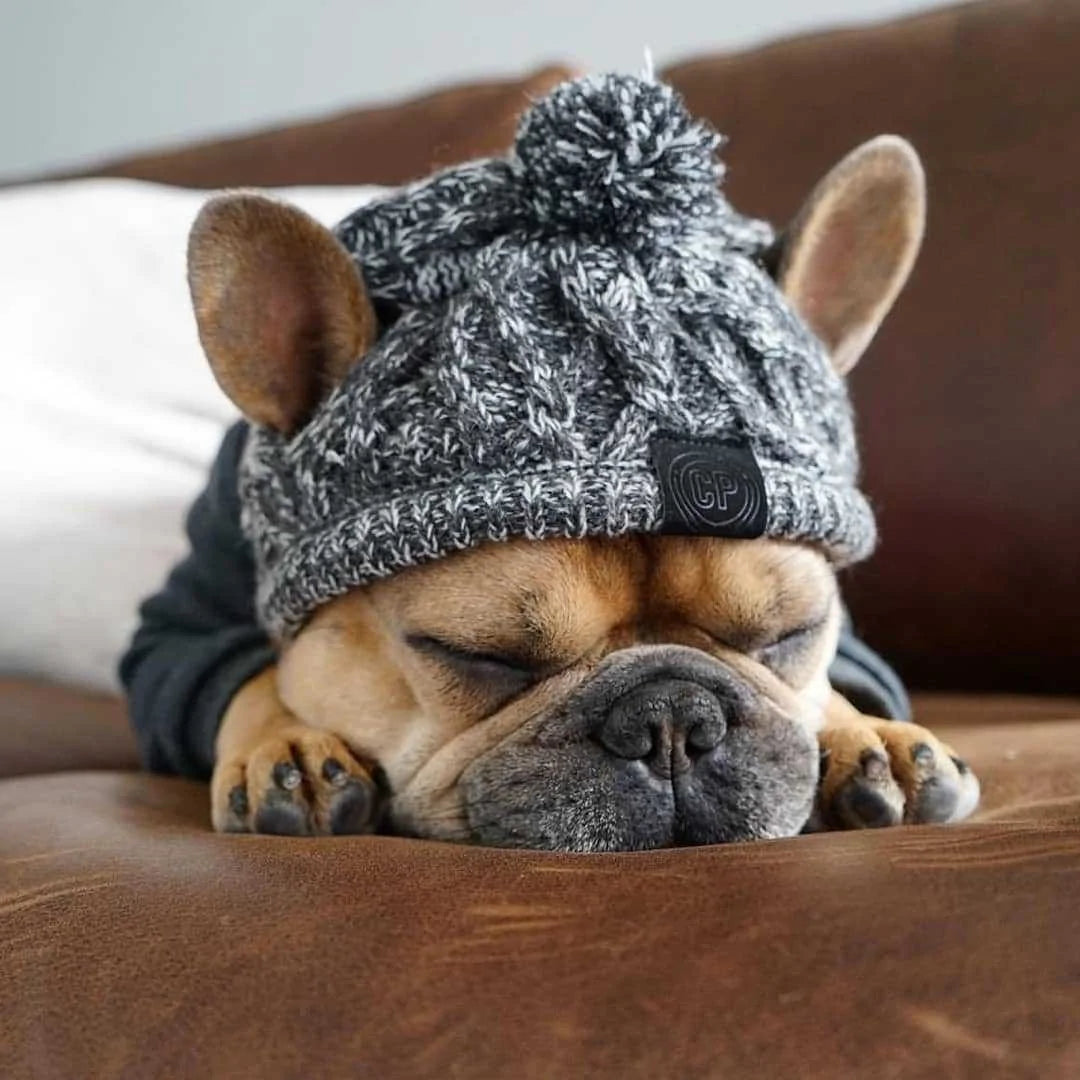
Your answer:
240;74;876;639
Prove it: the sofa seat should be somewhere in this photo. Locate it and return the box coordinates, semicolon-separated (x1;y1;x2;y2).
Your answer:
3;694;1078;1078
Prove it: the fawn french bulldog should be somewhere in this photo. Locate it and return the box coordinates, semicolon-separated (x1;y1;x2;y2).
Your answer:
176;75;979;850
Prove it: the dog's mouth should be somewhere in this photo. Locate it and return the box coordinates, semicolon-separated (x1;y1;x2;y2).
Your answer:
394;645;820;852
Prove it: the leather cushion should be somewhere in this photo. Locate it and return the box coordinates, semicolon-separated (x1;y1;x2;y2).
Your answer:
3;694;1079;1078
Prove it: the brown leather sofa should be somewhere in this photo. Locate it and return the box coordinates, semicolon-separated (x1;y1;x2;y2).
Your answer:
3;2;1079;1077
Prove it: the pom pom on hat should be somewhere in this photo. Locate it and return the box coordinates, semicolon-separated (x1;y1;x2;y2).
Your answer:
513;73;724;236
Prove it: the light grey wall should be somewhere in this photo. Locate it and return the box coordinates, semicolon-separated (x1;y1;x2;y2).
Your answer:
2;0;940;176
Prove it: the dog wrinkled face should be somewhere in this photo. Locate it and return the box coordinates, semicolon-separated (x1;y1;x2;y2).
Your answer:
276;535;838;850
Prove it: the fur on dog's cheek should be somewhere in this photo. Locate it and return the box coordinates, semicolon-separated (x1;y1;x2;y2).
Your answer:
388;668;588;838
799;671;834;733
745;651;836;735
741;599;841;732
275;617;455;794
711;646;829;736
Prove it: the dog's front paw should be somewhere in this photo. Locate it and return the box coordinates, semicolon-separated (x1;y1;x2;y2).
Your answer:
211;725;381;836
810;718;979;831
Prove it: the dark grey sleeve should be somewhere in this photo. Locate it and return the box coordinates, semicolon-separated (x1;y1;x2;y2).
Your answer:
118;421;276;780
829;609;911;721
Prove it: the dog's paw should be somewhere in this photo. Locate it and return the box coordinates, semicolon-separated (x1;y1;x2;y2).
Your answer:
211;725;380;836
809;718;980;831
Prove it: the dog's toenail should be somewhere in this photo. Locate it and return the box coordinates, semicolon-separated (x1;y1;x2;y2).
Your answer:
950;755;970;775
228;785;249;817
859;748;890;780
322;758;348;786
272;761;302;791
911;742;935;766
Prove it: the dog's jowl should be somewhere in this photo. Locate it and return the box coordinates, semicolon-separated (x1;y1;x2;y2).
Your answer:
123;73;979;849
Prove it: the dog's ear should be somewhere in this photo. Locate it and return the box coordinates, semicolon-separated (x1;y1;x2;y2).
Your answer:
188;192;377;435
773;135;925;375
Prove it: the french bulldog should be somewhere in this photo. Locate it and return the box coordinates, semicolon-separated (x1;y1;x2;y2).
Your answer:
190;134;979;851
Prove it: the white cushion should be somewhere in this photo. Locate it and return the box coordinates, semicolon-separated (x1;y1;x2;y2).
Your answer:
0;178;383;692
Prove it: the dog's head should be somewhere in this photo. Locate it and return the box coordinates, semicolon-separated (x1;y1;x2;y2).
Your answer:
188;133;923;850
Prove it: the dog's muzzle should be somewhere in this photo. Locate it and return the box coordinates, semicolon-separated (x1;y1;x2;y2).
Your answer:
459;645;819;852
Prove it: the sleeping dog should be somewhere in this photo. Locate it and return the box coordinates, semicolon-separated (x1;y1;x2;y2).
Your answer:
124;74;979;849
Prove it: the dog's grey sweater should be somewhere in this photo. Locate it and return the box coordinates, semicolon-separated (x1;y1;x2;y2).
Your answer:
120;423;909;780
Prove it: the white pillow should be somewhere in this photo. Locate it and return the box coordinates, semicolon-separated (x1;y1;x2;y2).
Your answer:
0;178;384;693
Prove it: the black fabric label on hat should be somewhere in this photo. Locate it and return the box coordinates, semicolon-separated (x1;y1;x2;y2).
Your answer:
651;437;768;538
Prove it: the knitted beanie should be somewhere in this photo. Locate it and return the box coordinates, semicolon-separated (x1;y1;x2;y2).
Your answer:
240;73;876;639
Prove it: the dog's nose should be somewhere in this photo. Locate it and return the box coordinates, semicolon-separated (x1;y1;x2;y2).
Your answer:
596;679;727;778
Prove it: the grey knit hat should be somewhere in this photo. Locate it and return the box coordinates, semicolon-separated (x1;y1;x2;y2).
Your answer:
241;73;876;638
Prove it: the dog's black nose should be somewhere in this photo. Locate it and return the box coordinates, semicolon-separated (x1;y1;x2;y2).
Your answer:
596;679;726;777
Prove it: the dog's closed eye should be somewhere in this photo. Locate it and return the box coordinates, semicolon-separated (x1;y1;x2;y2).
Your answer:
756;616;828;673
405;634;537;702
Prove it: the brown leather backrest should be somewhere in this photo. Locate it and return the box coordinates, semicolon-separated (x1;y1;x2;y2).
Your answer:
41;66;574;189
665;0;1080;694
0;678;137;777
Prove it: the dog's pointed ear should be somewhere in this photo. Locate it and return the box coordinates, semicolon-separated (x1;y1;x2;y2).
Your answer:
188;192;377;435
773;135;925;375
